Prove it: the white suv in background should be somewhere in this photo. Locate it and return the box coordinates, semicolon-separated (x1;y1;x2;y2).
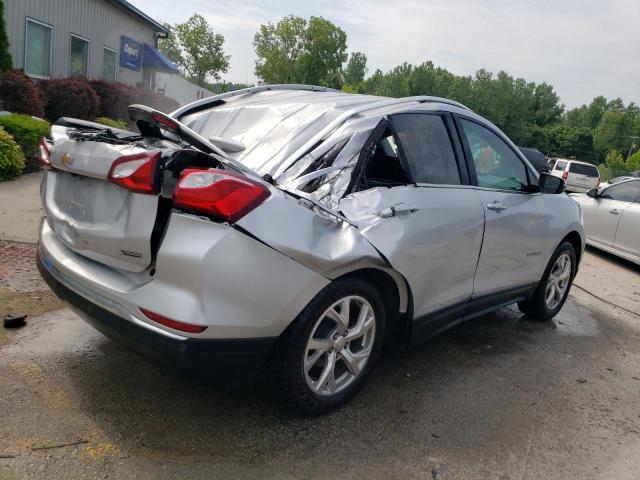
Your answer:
550;159;600;193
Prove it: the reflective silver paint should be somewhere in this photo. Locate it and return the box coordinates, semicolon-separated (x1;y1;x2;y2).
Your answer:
39;86;585;354
339;186;485;317
39;214;330;339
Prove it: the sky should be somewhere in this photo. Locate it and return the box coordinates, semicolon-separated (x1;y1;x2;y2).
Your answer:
129;0;639;109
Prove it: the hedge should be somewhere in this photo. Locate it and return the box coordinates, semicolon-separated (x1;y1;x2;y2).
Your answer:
42;77;99;122
96;117;128;130
89;79;135;120
0;126;25;181
0;114;50;172
0;69;45;117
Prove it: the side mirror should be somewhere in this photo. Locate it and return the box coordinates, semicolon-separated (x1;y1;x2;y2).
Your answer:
586;188;598;198
538;172;565;194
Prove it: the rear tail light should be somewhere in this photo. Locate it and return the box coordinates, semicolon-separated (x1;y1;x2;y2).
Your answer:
38;137;52;169
151;112;179;131
562;170;568;180
140;308;207;334
107;151;160;194
173;168;270;223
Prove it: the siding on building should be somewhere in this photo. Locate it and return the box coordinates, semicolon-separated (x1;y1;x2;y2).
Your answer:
4;0;160;86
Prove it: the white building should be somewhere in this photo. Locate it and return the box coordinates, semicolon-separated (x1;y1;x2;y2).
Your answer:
3;0;211;106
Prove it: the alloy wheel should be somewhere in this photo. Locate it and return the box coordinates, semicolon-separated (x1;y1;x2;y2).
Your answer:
545;253;572;310
303;295;376;396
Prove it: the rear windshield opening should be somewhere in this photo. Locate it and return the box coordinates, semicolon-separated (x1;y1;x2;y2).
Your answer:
554;160;568;171
569;163;599;177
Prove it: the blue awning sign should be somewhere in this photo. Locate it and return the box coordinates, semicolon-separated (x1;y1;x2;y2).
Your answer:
143;43;179;73
120;36;142;71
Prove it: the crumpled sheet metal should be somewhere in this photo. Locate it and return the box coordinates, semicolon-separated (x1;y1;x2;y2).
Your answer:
179;90;382;178
236;188;409;313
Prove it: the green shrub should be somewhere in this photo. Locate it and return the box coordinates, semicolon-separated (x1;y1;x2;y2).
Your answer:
95;116;128;130
0;127;25;181
0;114;50;172
604;150;625;170
628;151;640;172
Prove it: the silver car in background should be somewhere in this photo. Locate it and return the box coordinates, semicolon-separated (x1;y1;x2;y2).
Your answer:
36;85;584;414
571;179;640;265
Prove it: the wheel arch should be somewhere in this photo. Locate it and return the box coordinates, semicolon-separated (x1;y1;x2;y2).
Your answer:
331;267;411;347
561;230;583;266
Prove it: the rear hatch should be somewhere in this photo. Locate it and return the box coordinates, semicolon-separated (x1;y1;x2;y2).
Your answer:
43;136;161;272
41;106;258;273
567;162;599;189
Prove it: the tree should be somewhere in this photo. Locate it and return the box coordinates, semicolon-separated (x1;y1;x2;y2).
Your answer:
627;150;640;171
158;14;229;87
342;52;367;86
604;150;626;173
0;0;12;71
253;15;347;87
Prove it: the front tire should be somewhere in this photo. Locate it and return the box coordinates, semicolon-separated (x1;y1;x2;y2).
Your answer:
271;278;386;416
518;241;577;321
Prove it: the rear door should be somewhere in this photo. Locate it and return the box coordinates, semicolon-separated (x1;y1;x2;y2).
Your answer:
611;181;640;257
567;162;599;190
455;116;551;298
340;113;485;340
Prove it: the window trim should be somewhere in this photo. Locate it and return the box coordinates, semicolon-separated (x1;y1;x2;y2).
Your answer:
101;45;118;81
454;114;538;194
68;32;90;77
24;17;53;80
389;111;471;186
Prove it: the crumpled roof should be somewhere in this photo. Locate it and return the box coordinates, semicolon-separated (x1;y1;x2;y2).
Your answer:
179;89;387;177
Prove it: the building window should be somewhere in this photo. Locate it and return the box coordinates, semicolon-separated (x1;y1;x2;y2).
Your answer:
69;34;89;77
102;47;117;81
25;18;52;78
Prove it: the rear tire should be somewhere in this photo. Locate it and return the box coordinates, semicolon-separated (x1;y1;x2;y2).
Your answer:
518;241;576;321
270;278;386;416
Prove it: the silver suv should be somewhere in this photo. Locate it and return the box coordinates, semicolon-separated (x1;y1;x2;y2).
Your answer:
36;85;584;415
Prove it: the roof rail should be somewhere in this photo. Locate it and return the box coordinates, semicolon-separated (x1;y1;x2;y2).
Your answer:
271;95;472;178
171;84;340;118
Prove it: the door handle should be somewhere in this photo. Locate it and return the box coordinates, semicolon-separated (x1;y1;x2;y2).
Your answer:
378;203;421;218
609;209;620;215
487;201;507;212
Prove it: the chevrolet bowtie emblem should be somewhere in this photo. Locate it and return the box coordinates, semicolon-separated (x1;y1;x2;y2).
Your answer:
61;153;74;166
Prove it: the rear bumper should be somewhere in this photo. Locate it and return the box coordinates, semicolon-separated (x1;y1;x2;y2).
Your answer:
37;253;277;386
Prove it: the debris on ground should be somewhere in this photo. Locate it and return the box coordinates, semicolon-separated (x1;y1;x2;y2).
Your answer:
31;439;89;452
577;378;588;384
3;313;27;329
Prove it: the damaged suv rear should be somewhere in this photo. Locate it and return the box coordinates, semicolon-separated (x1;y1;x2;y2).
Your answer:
37;85;584;414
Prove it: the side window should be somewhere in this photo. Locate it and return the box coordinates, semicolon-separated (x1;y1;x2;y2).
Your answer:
459;119;529;192
601;182;640;202
392;114;461;185
362;127;410;188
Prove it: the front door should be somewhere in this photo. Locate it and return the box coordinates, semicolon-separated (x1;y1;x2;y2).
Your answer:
456;116;551;298
340;113;485;341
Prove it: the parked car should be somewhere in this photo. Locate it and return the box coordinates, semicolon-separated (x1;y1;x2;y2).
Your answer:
36;85;584;414
518;146;549;174
570;179;640;265
550;158;600;193
600;172;640;189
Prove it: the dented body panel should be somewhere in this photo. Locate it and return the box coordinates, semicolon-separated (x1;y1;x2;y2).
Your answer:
37;85;585;387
